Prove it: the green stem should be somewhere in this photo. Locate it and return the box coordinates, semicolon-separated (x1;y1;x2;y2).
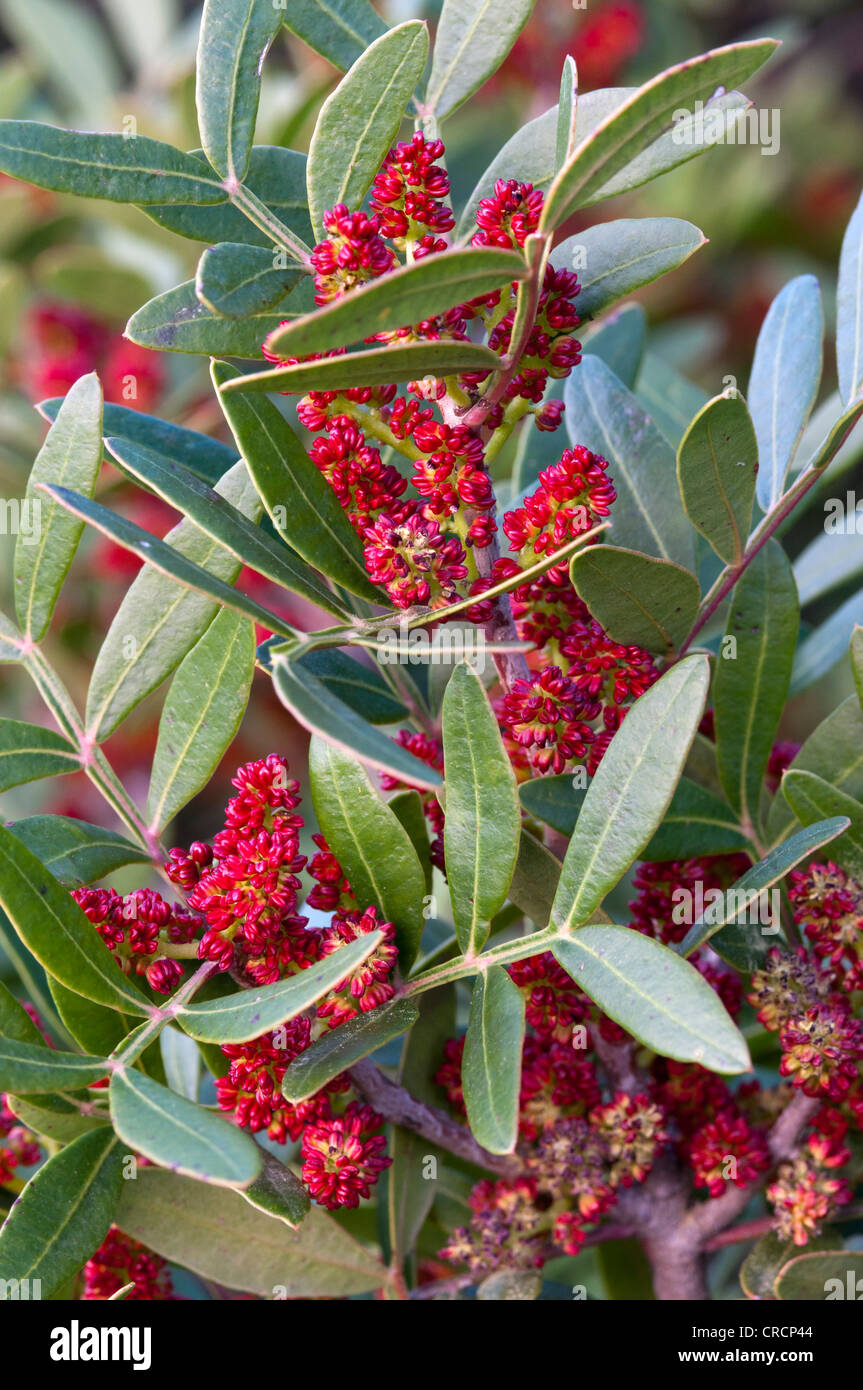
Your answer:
228;183;313;266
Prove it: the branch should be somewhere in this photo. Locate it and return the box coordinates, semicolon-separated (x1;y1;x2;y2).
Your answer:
349;1058;520;1176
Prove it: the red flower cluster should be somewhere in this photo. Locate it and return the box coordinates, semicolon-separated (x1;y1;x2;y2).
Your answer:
82;1227;175;1301
749;944;863;1100
0;1094;41;1185
166;755;400;1211
21;301;164;409
767;1120;853;1246
789;860;863;991
71;885;200;995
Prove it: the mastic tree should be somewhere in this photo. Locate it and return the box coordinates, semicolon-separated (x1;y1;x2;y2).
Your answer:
1;0;863;1304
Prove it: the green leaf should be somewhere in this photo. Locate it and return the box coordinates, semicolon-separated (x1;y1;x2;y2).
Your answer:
635;351;709;449
48;977;127;1058
426;0;532;119
774;1251;863;1301
295;648;407;726
509;828;561;928
0;121;225;203
551;656;709;930
160;1026;202;1103
306;21;429;237
791;586;863;696
176;934;383;1043
0;611;25;664
0;1128;123;1300
196;242;305;318
8;816;148;888
86;459;261;742
196;0;282;182
714;541;799;827
677;818;849;961
794;526;863;608
0;718;79;791
116;1166;387;1295
442;662;521;956
553;929;750;1073
14;372;102;642
767;695;863;845
552;218;705;321
213;359;382;604
38;483;295;639
0;978;45;1046
282;998;419;1102
0;1038;107;1093
677;389;759;565
147;608;254;833
519;773;586;838
540;41;778;230
569;545;699;658
309;737;427;971
3;1094;109;1144
264;247;526;360
241;1151;310;1229
782;771;863;879
837;190;863;405
105;434;342;617
141;145;313;249
109;1068;261;1187
457;88;749;240
39;396;239;485
749;276;823;512
281;0;387;70
390;789;432;893
582;303;646;388
126;277;307;356
563;354;694;568
640;779;751;862
0;826;149;1015
219;337;501;395
740;1230;841;1300
556;55;578;169
462;965;525;1154
273;655;442;790
0;913;69;1046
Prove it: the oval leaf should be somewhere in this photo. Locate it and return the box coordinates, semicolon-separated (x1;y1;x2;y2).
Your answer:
14;372;103;642
116;1166;386;1296
553;928;750;1073
461;965;525;1155
0;1128;123;1299
309;737;426;971
442;662;521;956
569;545;700;658
196;0;283;181
307;21;429;237
282;997;419;1102
109;1068;261;1188
426;0;533;119
176;932;383;1043
749;276;823;512
147;608;255;833
677;389;759;565
551;656;709;930
714;540;799;827
0;826;149;1015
